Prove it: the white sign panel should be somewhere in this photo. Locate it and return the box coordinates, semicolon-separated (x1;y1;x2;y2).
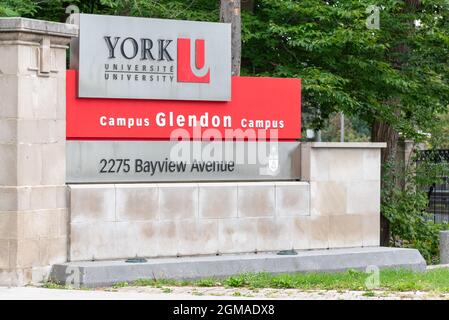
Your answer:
71;14;231;101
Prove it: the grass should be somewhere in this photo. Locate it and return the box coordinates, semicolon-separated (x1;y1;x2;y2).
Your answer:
40;282;91;291
41;282;69;290
41;268;449;294
112;281;129;289
161;287;172;293
196;278;221;287
127;268;449;293
362;291;376;297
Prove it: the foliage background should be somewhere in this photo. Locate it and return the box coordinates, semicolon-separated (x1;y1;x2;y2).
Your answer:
1;0;447;140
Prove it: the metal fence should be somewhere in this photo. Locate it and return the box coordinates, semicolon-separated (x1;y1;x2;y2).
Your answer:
416;150;449;223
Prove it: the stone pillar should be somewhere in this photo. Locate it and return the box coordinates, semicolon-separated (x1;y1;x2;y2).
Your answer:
399;139;427;163
300;142;386;249
397;139;426;189
0;18;77;286
440;231;449;265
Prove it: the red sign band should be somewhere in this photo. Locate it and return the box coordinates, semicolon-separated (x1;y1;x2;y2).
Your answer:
66;70;301;140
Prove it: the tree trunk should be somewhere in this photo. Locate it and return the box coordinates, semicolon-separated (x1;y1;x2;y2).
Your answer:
371;120;400;246
371;120;400;167
220;0;241;76
373;0;421;247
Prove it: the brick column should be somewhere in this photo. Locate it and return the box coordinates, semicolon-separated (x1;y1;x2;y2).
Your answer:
0;18;77;286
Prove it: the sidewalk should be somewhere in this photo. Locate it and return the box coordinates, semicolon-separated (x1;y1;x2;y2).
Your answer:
1;286;448;300
0;286;243;300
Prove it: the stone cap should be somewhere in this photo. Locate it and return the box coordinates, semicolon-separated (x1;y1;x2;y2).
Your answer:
307;142;387;149
0;17;78;38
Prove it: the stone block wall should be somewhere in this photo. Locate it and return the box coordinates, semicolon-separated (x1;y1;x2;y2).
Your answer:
68;142;385;261
68;182;311;261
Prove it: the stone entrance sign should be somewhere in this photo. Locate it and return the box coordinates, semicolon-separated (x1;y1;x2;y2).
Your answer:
0;16;396;288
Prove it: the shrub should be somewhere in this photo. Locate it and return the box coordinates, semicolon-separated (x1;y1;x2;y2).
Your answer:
382;151;449;264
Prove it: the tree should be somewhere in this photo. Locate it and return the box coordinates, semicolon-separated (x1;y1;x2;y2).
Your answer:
0;1;220;21
220;0;242;76
0;0;36;16
237;0;448;244
431;113;449;149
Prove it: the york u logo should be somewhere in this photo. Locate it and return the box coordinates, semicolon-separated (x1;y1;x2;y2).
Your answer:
177;38;210;83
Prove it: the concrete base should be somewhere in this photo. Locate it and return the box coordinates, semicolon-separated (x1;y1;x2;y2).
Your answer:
50;247;426;288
